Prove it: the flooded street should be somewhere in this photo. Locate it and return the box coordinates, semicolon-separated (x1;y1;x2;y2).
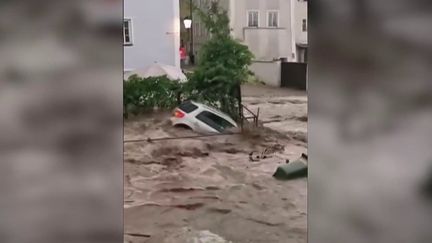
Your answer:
124;84;307;243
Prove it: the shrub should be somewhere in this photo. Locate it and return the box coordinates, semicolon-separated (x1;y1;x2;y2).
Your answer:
123;75;182;117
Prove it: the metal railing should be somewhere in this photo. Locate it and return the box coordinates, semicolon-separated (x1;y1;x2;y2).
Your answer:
240;104;260;129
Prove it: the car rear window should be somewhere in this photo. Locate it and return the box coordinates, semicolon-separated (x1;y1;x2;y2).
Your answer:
196;111;234;132
178;101;198;113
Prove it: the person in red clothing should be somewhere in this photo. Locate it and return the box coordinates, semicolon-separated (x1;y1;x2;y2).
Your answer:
180;40;187;66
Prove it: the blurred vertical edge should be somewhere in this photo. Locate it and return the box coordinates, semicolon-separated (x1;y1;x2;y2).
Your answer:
309;1;432;243
0;1;123;243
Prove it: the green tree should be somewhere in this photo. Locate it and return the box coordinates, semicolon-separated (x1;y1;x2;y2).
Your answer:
189;1;254;119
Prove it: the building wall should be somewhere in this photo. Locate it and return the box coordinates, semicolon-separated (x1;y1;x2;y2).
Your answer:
124;0;180;71
230;0;295;62
227;0;308;85
294;0;308;45
250;61;282;86
178;0;307;86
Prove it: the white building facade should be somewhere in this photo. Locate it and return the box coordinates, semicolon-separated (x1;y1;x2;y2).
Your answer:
294;0;308;63
187;0;308;86
228;0;308;86
124;0;181;72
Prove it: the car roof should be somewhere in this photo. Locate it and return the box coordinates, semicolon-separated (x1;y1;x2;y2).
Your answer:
189;101;237;125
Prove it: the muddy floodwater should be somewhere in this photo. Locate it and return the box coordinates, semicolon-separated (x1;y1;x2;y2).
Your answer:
124;84;307;243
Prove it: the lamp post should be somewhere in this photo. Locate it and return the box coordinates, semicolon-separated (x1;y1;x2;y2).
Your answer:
183;16;193;65
183;4;194;64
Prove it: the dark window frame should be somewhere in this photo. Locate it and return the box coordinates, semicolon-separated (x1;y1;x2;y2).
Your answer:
124;19;133;46
247;10;259;27
267;11;279;28
302;19;307;32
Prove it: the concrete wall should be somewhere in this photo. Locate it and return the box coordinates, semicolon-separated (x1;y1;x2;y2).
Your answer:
250;61;281;87
124;0;180;71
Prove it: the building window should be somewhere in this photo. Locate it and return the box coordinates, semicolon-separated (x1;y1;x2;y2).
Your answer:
302;19;307;32
123;19;132;45
268;11;279;27
247;11;259;27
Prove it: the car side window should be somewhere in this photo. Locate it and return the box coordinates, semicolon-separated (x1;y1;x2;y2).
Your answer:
196;111;234;132
208;112;234;129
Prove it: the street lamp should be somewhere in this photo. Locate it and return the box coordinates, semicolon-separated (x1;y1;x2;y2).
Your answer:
183;14;194;64
183;17;192;29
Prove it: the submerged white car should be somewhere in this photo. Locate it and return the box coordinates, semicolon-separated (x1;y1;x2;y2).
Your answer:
170;101;238;134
